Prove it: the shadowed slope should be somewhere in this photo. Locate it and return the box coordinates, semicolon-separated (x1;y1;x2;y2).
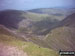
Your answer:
60;13;75;27
0;10;27;29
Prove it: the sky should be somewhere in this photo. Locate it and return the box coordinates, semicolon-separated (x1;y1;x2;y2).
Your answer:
0;0;75;10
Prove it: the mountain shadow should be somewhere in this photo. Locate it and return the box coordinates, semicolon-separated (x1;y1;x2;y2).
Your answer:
31;18;59;35
0;10;27;29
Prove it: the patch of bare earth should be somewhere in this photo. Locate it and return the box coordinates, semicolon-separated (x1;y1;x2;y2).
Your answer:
0;43;28;56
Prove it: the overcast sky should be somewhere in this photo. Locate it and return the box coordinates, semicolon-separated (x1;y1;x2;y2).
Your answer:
0;0;75;10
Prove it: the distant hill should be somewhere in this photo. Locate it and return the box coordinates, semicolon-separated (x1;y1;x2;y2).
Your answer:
0;10;62;35
0;9;74;30
28;8;75;16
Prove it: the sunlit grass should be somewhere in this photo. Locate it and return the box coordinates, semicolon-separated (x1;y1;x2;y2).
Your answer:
0;34;58;56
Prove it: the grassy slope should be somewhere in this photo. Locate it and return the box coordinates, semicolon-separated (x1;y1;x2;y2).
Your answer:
19;11;65;35
30;13;75;51
17;10;71;49
24;12;65;21
45;26;75;51
0;26;58;56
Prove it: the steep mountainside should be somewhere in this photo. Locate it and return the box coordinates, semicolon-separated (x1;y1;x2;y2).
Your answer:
60;13;75;27
45;13;75;51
